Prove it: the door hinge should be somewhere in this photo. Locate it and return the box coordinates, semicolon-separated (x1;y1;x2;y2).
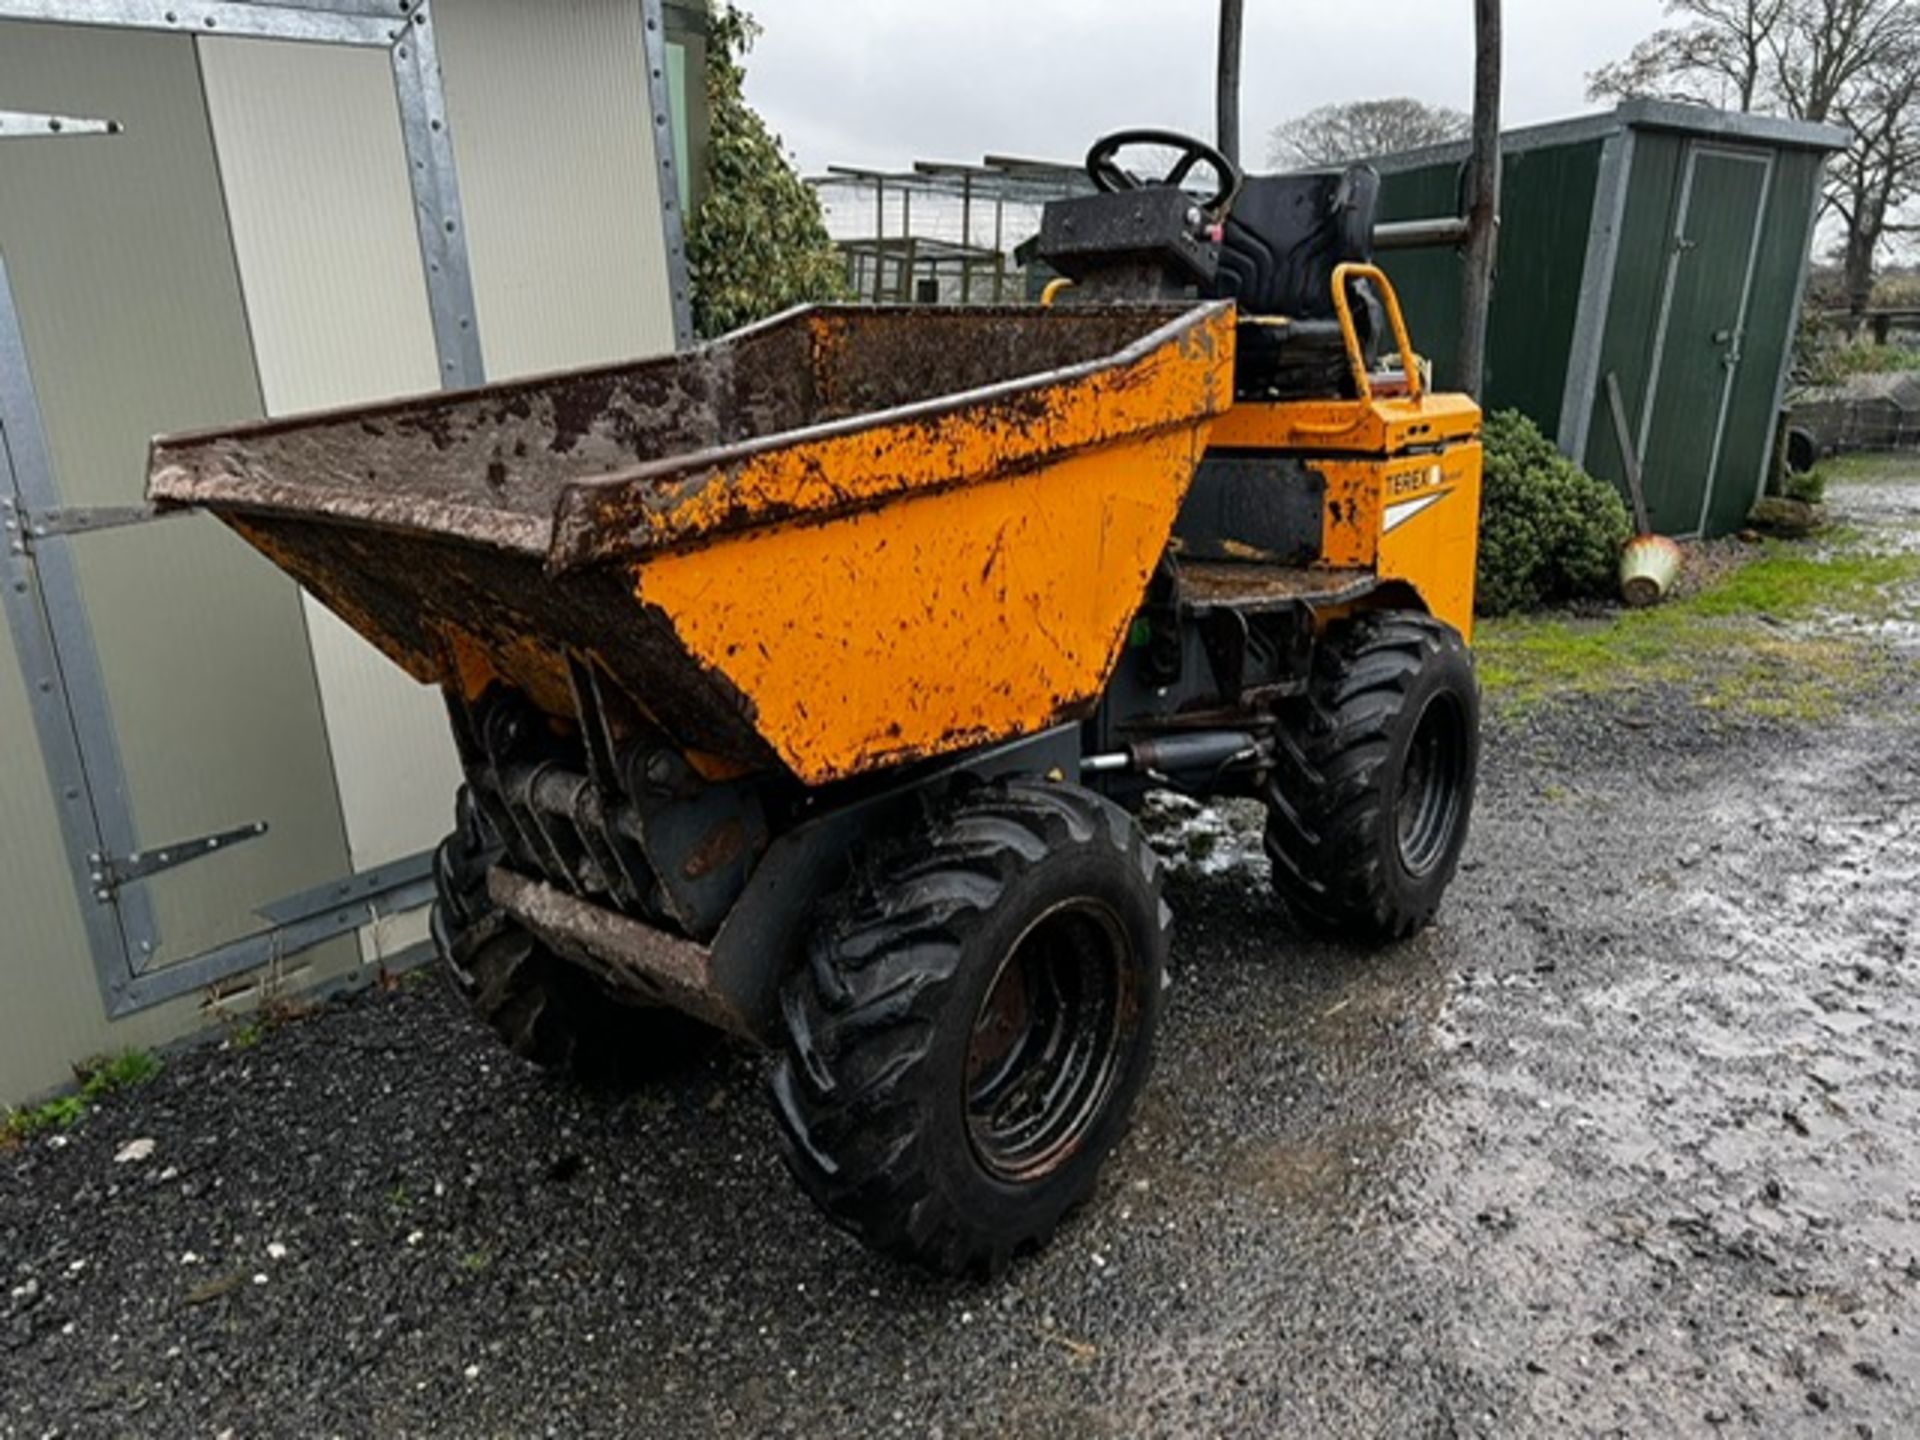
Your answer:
0;111;121;142
3;498;167;553
87;821;269;902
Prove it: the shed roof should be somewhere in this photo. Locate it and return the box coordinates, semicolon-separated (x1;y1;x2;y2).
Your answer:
1373;100;1848;175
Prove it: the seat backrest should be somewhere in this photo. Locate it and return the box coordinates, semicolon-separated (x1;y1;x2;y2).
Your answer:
1206;166;1379;318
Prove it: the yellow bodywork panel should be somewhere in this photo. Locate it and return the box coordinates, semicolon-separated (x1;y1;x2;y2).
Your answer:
1210;392;1482;456
1310;441;1483;640
636;425;1215;784
1206;391;1483;641
551;306;1237;568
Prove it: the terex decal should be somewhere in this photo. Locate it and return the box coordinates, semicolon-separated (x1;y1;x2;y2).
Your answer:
1382;463;1451;534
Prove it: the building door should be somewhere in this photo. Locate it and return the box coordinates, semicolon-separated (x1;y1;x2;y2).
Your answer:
0;22;432;1020
1637;144;1772;535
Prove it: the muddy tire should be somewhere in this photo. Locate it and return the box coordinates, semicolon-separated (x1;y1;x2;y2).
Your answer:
770;780;1167;1276
1265;611;1479;942
430;788;711;1086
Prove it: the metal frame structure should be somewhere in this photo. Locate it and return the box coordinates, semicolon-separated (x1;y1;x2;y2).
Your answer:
640;0;693;347
0;0;527;1015
1556;126;1635;462
811;157;1097;306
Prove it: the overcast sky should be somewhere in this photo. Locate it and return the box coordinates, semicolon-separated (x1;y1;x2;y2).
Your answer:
742;0;1674;176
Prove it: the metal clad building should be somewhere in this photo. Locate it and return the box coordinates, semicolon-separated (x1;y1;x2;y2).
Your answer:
1375;101;1845;537
0;0;696;1103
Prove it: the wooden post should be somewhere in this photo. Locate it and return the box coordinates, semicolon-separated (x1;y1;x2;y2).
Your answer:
1216;0;1244;167
1457;0;1502;400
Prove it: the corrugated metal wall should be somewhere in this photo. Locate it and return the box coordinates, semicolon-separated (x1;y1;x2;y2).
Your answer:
199;34;463;939
1381;139;1604;440
0;0;681;1102
435;0;680;370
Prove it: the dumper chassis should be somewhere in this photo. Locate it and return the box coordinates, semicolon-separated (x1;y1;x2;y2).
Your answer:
152;131;1483;1275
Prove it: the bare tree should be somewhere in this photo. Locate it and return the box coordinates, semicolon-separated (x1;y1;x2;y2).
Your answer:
1772;0;1918;122
1266;98;1470;169
1589;0;1920;312
1588;0;1787;111
1826;33;1920;312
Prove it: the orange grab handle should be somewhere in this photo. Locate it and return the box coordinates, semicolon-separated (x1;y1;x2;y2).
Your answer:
1331;262;1424;403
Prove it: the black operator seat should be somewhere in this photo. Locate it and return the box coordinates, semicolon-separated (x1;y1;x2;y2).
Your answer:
1203;165;1384;397
1209;165;1379;317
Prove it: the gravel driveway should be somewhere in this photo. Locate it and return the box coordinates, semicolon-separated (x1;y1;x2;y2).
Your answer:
5;474;1919;1439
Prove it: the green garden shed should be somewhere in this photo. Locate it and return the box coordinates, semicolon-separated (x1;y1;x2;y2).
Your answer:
1374;100;1846;537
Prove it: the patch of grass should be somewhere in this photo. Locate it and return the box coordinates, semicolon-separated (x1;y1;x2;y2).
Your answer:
79;1049;161;1099
1477;536;1920;721
1679;545;1920;619
1820;451;1920;487
1821;343;1920;379
1;1049;161;1148
457;1250;492;1274
2;1094;87;1144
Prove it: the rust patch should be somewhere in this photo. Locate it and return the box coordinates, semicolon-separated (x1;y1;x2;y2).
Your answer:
488;867;754;1040
681;817;747;880
1176;562;1376;608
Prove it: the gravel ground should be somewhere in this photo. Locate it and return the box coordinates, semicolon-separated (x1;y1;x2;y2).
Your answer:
5;478;1920;1438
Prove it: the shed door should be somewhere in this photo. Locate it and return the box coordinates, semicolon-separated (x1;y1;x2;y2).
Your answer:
1639;145;1772;535
0;23;356;1011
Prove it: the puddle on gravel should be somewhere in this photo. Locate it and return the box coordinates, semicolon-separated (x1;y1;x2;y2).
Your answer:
1400;724;1920;1430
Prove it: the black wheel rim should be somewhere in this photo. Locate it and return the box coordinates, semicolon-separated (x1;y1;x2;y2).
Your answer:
1395;691;1469;877
964;900;1136;1183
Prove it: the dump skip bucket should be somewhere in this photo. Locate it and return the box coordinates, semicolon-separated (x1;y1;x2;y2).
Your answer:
150;302;1235;783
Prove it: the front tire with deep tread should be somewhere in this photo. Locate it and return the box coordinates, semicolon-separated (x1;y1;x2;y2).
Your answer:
1265;611;1479;942
431;787;712;1087
770;779;1168;1276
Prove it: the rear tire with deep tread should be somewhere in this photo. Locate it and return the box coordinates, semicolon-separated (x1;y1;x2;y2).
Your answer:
1265;611;1479;942
431;787;712;1086
770;779;1167;1276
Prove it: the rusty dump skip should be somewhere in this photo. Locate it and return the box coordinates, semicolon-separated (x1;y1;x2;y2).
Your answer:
149;301;1236;784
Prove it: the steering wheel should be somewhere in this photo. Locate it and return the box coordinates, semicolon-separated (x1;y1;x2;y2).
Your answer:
1085;128;1241;214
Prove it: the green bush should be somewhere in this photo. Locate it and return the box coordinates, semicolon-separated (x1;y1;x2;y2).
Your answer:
686;5;848;338
1476;410;1632;615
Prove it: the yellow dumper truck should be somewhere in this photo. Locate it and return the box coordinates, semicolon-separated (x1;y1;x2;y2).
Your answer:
150;131;1482;1275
